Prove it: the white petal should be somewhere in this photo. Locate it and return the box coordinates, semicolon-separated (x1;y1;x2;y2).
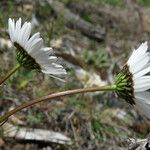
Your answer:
47;74;66;82
135;41;148;56
49;56;57;61
134;83;150;92
22;23;31;46
29;38;43;54
133;66;150;80
134;76;150;85
25;32;40;50
42;47;53;52
128;53;150;74
41;67;67;75
15;18;22;43
8;18;15;42
134;76;150;92
33;49;50;60
18;22;29;46
52;63;63;68
128;42;148;66
36;54;57;65
134;91;150;118
135;91;150;103
41;47;55;56
135;98;150;119
28;38;43;54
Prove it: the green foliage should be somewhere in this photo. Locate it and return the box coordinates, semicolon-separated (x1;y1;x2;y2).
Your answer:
0;127;4;138
81;14;93;23
36;0;66;40
0;1;15;37
91;118;117;141
64;69;81;89
51;15;66;36
27;112;44;126
137;0;150;6
81;48;110;69
93;0;123;6
67;97;87;110
92;119;104;141
8;68;35;89
93;0;150;7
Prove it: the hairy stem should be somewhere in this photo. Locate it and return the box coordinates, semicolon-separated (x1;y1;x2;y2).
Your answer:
0;64;21;85
0;85;116;125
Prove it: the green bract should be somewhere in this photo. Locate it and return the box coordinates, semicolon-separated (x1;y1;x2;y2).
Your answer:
15;42;41;70
115;65;135;105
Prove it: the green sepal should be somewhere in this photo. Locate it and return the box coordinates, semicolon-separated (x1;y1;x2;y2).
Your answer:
115;65;135;105
15;42;41;71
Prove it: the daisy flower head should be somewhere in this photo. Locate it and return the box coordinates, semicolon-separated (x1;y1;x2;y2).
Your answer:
8;18;66;76
115;41;150;118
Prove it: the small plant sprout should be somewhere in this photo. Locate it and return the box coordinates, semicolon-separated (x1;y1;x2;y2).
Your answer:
115;41;150;118
0;18;67;85
0;18;149;125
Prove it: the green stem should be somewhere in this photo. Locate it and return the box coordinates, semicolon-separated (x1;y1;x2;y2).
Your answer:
0;64;21;85
0;85;116;125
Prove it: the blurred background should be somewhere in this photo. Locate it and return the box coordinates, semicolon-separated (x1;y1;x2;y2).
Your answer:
0;0;150;149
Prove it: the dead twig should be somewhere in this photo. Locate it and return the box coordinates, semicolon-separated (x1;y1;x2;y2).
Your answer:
46;0;105;42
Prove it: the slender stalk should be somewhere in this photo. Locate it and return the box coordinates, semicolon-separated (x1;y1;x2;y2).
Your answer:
0;85;116;125
0;64;21;85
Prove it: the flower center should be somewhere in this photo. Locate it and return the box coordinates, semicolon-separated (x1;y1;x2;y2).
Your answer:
115;65;135;105
14;42;41;70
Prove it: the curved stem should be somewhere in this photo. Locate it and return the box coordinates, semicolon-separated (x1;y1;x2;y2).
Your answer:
0;63;21;85
0;85;116;125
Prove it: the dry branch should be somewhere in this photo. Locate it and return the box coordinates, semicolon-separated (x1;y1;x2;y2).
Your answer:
46;0;105;42
3;123;72;145
67;1;148;33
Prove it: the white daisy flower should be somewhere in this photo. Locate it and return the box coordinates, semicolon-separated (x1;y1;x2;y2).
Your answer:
8;18;66;75
115;41;150;118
